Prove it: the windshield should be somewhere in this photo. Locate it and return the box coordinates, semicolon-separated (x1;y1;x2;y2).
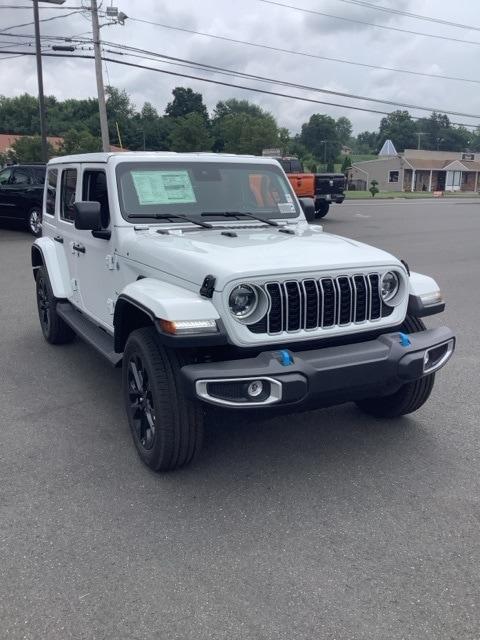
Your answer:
116;161;300;222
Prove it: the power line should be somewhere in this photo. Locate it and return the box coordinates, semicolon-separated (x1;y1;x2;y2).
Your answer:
256;0;480;47
0;11;82;34
331;0;480;32
5;49;479;129
99;40;480;120
127;18;480;86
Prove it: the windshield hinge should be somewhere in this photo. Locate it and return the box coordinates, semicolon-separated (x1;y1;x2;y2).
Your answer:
200;274;216;298
105;254;118;270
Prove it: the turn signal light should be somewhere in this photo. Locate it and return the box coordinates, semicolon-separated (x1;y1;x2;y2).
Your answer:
159;319;218;335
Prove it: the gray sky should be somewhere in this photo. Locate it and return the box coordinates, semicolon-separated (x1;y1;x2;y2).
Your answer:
0;0;479;134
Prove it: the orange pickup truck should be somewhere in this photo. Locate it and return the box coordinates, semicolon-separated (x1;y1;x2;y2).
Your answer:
275;156;346;218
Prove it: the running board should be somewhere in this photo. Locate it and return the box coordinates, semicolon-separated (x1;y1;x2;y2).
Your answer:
56;302;122;366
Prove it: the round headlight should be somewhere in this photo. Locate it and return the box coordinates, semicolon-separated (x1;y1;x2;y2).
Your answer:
381;271;400;303
229;284;258;318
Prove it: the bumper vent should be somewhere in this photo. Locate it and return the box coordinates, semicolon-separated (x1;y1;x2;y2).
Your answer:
249;274;392;335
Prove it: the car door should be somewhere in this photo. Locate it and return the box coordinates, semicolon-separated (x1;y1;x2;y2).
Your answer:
0;166;32;220
56;164;83;308
73;165;120;330
0;167;13;219
8;167;33;221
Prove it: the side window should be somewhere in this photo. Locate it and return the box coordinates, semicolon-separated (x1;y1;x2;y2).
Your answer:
33;168;46;185
60;168;77;222
12;168;31;185
45;168;58;217
0;168;12;185
82;170;110;228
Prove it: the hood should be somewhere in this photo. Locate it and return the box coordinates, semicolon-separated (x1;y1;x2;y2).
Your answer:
120;223;401;291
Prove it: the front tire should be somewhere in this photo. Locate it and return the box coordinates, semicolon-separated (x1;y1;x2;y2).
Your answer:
27;207;42;237
36;266;75;344
123;327;204;471
315;201;330;218
355;315;435;418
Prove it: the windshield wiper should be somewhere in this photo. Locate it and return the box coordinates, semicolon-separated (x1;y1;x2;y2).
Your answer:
127;213;213;229
201;211;280;227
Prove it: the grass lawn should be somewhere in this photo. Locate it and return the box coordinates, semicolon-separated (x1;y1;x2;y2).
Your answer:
345;191;480;200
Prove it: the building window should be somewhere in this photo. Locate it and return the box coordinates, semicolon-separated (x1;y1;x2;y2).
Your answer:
389;170;399;183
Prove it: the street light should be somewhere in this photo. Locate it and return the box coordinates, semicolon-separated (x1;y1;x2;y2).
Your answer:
32;0;66;163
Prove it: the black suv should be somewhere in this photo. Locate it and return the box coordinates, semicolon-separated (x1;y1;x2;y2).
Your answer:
0;164;46;236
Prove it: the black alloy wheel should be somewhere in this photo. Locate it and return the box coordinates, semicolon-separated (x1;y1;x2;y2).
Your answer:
122;327;204;471
36;272;50;336
35;266;75;344
127;354;156;451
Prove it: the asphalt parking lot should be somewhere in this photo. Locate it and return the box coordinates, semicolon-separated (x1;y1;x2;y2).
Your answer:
1;199;479;640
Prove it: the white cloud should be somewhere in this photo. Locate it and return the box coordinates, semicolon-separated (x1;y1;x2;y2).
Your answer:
0;0;479;134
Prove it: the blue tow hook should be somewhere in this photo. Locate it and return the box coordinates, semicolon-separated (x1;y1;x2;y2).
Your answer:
278;349;294;366
398;332;411;347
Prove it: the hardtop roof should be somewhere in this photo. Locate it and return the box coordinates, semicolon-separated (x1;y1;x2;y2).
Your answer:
47;151;281;166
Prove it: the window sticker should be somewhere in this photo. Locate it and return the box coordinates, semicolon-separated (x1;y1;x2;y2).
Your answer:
131;170;196;205
278;202;296;214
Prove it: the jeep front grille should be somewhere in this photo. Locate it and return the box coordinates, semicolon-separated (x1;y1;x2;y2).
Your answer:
249;274;392;334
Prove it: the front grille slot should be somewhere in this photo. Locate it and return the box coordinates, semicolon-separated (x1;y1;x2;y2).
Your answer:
251;272;389;335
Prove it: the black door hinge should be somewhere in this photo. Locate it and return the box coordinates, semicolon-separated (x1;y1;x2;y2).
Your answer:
200;274;216;298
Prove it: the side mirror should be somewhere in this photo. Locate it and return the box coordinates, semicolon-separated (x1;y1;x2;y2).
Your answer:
74;201;102;231
299;197;316;223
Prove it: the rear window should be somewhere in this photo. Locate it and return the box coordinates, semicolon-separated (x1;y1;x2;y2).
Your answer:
45;168;58;216
60;169;77;222
33;167;46;185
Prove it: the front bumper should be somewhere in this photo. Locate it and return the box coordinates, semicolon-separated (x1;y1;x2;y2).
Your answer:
181;327;455;409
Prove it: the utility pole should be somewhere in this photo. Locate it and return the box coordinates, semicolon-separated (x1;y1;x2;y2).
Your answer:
32;0;65;162
33;0;48;162
321;140;327;170
91;0;110;151
416;132;426;150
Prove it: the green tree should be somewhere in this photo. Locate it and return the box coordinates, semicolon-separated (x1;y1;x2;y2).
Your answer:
369;179;379;197
11;136;54;162
341;155;352;172
59;129;101;155
0;94;39;134
378;110;416;152
168;112;212;152
299;114;340;167
335;116;353;145
165;87;209;121
354;130;378;154
416;112;472;151
106;86;141;149
212;99;279;155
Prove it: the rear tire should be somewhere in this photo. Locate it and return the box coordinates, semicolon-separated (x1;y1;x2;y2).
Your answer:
355;315;435;418
315;201;330;218
123;327;204;471
27;207;42;237
35;266;75;344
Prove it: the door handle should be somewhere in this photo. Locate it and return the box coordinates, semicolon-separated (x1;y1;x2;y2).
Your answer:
72;242;86;254
54;235;64;244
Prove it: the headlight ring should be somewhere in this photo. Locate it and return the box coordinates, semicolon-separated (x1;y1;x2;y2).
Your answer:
229;284;258;319
380;271;400;303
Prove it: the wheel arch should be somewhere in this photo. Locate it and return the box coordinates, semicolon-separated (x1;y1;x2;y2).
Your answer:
31;237;72;299
113;278;222;353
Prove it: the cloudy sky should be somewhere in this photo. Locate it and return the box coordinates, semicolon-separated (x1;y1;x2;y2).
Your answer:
1;0;479;134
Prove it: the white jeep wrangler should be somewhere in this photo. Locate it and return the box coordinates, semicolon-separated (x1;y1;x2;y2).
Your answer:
32;152;455;471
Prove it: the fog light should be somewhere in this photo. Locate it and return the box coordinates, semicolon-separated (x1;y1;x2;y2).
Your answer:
247;380;264;397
